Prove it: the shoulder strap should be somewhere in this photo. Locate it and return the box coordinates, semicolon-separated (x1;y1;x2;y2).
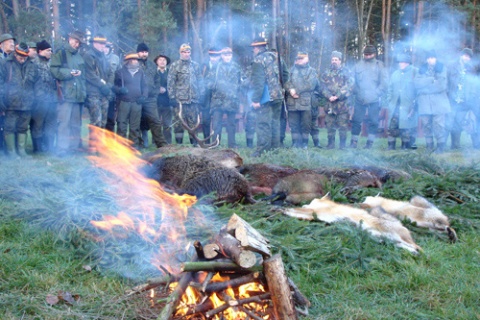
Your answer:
61;49;68;68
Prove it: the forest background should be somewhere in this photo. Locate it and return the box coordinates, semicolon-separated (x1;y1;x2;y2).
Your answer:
0;0;479;72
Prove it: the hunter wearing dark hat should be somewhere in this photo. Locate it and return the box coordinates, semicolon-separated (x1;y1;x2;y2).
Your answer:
153;53;173;144
112;52;148;148
249;37;289;156
50;30;87;157
447;47;478;150
83;34;112;152
30;40;57;154
0;42;40;158
0;33;15;155
414;49;451;153
168;43;205;145
350;44;388;149
320;50;354;149
284;50;320;149
136;42;168;148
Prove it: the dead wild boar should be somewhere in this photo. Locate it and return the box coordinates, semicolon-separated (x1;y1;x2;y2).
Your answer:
312;167;383;192
145;154;254;204
238;163;299;195
351;165;412;183
142;146;243;169
264;171;328;205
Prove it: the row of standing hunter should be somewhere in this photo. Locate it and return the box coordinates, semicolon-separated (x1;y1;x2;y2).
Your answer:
0;30;478;157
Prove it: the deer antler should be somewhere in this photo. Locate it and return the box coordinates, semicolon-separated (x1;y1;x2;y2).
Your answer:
178;102;219;149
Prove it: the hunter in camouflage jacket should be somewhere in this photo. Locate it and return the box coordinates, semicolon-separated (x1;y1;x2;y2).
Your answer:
0;54;40;111
320;64;354;114
285;63;319;111
167;58;205;105
33;54;57;105
250;50;287;104
207;60;242;113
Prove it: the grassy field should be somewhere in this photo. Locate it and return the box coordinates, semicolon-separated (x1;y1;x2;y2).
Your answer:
1;134;479;320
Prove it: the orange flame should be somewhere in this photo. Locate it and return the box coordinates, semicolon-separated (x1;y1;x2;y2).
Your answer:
87;126;196;271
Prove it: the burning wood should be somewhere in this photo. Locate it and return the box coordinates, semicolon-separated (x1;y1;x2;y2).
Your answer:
129;214;309;319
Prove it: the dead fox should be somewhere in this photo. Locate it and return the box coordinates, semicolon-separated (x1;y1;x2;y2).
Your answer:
361;195;457;242
284;195;422;254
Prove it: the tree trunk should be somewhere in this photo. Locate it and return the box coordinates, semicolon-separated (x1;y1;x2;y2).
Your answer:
183;0;189;42
382;0;392;67
162;2;168;46
271;0;279;50
52;0;60;41
472;0;477;48
0;2;9;33
12;0;20;20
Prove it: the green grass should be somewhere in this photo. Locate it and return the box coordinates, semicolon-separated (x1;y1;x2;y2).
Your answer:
1;133;480;319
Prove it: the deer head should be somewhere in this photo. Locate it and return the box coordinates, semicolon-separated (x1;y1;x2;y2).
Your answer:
178;102;220;149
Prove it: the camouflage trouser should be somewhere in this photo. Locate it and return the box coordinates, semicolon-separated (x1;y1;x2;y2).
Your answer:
173;103;200;142
288;110;311;142
419;114;447;143
325;111;349;140
86;94;109;128
30;101;57;139
255;100;282;153
388;115;414;141
5;110;31;134
310;106;320;138
117;101;142;147
245;108;256;140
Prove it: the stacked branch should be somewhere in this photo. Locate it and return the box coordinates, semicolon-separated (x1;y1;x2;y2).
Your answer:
129;214;309;319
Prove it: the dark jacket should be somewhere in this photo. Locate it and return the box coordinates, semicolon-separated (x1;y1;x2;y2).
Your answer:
154;68;170;107
0;55;40;111
50;44;87;103
33;55;57;105
83;46;111;96
114;67;148;102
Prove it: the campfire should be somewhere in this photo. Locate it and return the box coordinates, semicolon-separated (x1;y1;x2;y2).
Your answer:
86;126;309;319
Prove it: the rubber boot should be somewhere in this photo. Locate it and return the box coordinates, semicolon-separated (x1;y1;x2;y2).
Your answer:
426;142;434;151
44;135;55;153
313;138;322;148
142;130;149;148
387;141;395;150
4;133;15;157
450;132;461;150
246;138;253;149
349;139;357;149
17;133;29;157
189;136;198;147
33;137;44;153
339;137;346;150
302;138;309;149
435;142;445;154
410;137;418;150
327;136;335;149
364;140;374;149
175;136;183;144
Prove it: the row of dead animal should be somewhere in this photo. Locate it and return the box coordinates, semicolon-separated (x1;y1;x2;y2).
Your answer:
141;146;456;254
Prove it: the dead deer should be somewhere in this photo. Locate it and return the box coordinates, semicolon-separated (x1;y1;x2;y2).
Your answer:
178;102;219;149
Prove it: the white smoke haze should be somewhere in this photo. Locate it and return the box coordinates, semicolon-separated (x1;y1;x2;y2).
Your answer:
0;157;223;281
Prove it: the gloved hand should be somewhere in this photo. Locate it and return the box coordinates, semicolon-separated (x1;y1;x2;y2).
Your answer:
136;96;147;105
100;84;111;97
